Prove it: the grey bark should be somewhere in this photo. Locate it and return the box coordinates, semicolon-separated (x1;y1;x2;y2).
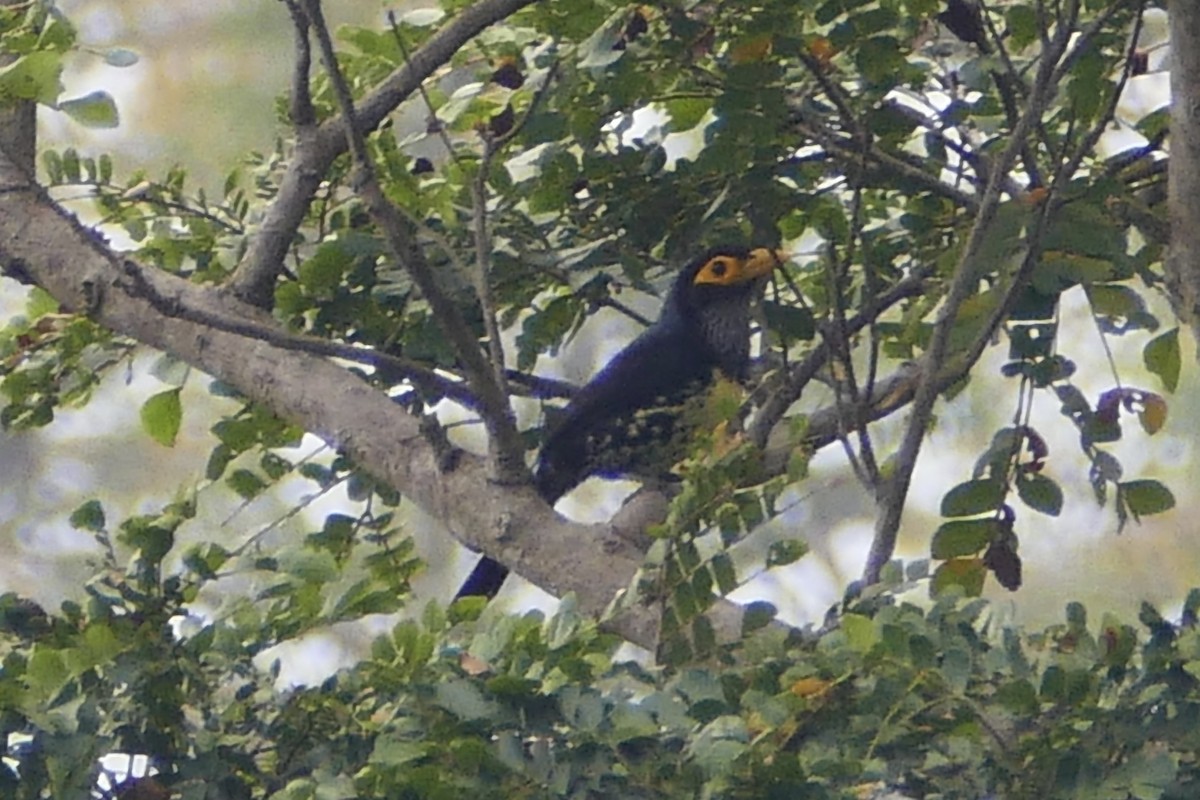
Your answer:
1167;0;1200;346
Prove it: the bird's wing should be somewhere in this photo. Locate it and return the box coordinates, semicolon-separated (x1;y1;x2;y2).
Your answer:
535;323;716;500
558;324;716;439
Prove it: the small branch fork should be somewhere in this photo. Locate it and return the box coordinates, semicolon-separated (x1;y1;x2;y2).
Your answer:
226;0;541;307
297;0;526;482
861;0;1143;584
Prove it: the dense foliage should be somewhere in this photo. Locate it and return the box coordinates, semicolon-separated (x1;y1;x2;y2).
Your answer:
0;0;1187;795
5;520;1200;798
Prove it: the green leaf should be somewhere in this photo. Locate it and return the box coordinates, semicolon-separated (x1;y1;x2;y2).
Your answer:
577;11;628;69
1043;202;1127;262
119;517;175;564
277;547;339;583
764;301;816;341
1033;253;1116;294
61;147;80;183
931;558;987;597
1098;744;1179;800
299;241;353;298
1136;108;1170;141
940;478;1006;517
436;677;499;721
995;678;1038;715
182;542;229;578
140;389;182;447
1016;473;1063;516
1144;328;1180;393
663;97;711;131
1120;480;1175;518
0;51;64;104
57;91;119;128
42;148;62;183
842;613;878;653
741;601;776;634
103;48;139;67
149;353;190;386
688;715;748;777
710;553;737;595
766;539;807;567
692;615;716;656
931;519;998;559
25;286;59;319
227;468;268;500
26;645;69;697
1088;283;1148;327
370;733;428;767
1006;5;1039;50
68;500;105;532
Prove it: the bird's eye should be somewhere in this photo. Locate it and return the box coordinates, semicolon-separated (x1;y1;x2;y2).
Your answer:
693;252;772;286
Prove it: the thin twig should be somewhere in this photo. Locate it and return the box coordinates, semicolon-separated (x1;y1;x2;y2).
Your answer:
494;56;561;149
228;0;539;306
120;257;573;408
471;142;509;392
881;96;1025;198
1050;0;1127;89
282;0;316;127
862;13;1075;585
850;216;881;486
224;448;342;535
796;48;863;139
750;269;931;447
978;0;1044;187
386;11;463;164
791;110;982;214
298;0;526;482
823;185;871;487
519;230;656;326
1055;0;1146;192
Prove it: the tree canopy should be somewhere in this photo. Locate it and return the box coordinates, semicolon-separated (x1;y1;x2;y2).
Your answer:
0;0;1196;797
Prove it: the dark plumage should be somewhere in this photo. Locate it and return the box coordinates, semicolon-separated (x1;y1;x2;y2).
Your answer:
454;246;781;600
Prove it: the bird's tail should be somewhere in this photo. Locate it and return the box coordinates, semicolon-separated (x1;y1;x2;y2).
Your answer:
453;556;509;601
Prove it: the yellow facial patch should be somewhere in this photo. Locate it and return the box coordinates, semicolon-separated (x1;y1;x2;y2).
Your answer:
692;247;785;287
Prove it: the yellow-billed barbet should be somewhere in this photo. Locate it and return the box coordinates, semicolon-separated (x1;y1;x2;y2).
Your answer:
455;246;781;599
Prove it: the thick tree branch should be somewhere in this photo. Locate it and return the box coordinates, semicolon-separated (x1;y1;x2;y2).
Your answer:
1167;0;1200;341
0;148;784;651
0;155;614;639
227;0;541;307
0;0;33;175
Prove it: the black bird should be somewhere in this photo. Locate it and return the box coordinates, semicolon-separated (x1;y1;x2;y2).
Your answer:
455;246;782;600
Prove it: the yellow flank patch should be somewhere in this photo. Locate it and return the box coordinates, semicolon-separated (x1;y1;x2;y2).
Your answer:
730;33;774;64
701;375;745;424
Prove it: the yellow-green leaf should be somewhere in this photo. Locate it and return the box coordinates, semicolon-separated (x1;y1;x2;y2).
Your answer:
1144;328;1180;393
140;389;182;447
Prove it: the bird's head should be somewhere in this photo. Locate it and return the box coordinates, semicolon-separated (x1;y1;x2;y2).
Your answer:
686;246;783;292
664;245;784;378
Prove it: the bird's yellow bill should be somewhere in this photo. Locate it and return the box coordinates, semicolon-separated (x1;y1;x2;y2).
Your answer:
744;247;786;279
